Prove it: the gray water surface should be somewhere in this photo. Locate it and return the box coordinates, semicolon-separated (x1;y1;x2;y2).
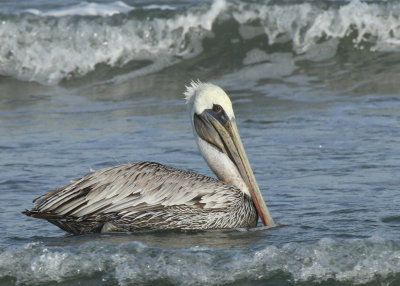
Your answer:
1;0;400;285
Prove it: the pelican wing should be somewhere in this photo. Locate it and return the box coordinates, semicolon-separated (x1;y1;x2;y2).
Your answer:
30;162;242;219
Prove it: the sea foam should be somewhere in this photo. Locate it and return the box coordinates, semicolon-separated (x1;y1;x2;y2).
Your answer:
232;0;400;53
0;0;227;84
24;1;135;17
1;238;399;285
0;0;399;85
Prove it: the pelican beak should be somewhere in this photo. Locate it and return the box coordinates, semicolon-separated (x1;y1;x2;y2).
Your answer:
194;110;275;226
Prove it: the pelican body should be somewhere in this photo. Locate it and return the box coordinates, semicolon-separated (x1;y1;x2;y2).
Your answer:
23;81;274;234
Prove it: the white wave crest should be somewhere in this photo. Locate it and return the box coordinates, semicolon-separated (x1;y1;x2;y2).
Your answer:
0;0;227;84
23;2;176;17
0;0;399;85
1;238;399;285
233;0;400;53
25;1;135;17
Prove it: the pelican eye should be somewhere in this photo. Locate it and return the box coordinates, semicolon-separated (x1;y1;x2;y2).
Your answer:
212;104;223;113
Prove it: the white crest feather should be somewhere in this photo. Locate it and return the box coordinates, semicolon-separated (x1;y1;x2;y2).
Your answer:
184;79;203;104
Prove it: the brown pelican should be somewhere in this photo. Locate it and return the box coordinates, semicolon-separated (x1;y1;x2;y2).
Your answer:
23;81;275;234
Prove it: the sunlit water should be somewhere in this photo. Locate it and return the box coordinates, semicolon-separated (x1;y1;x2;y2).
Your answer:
1;0;400;285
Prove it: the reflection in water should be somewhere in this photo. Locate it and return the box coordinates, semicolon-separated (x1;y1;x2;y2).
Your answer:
44;226;281;249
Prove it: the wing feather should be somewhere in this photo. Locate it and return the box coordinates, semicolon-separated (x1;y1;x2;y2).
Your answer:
31;162;243;219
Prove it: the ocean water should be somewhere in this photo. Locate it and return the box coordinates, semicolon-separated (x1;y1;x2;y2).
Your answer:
1;0;400;285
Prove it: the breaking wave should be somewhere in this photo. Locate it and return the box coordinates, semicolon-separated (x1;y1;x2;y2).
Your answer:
0;0;400;84
1;237;400;285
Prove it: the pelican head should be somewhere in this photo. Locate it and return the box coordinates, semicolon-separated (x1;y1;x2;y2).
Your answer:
185;81;274;226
